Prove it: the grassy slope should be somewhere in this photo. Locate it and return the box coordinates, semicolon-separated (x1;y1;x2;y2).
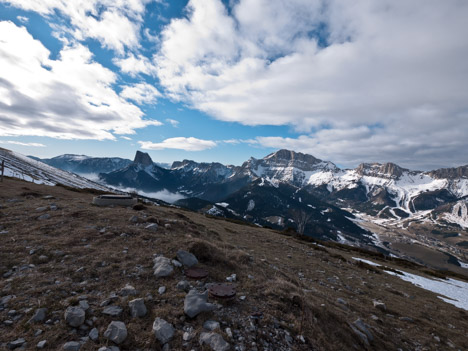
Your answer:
1;177;468;350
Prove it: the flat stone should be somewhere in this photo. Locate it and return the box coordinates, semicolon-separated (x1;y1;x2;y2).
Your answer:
184;289;216;318
152;317;175;344
153;256;173;278
199;332;230;351
176;250;198;267
37;214;50;220
104;321;127;344
63;341;81;351
129;298;147;318
29;308;47;323
64;306;85;327
158;286;166;295
102;305;123;317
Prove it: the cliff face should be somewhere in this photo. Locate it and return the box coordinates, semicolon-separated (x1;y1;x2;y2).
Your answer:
133;151;153;167
428;165;468;179
356;162;408;178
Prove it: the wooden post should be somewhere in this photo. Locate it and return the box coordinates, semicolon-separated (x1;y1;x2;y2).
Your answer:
0;160;4;182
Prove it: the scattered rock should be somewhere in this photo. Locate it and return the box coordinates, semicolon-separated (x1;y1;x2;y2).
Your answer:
153;256;174;278
199;332;230;351
7;338;26;350
351;318;373;346
29;308;47;323
129;298;147;318
37;214;50;220
226;274;236;282
152;317;175;344
145;223;159;231
184;289;216;318
373;300;386;312
98;347;120;351
78;300;89;311
129;215;141;223
176;280;190;292
120;284;137;296
89;327;99;341
37;340;47;349
225;328;232;338
203;320;220;331
104;321;127;344
176;250;198;267
63;341;81;351
64;306;85;327
172;259;182;267
102;305;123;317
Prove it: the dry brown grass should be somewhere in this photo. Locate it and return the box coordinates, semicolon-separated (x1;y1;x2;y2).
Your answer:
1;178;468;350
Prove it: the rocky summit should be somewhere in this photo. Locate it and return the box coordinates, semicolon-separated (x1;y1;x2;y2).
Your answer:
1;177;468;350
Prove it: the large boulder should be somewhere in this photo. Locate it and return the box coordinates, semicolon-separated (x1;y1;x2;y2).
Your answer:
184;289;216;318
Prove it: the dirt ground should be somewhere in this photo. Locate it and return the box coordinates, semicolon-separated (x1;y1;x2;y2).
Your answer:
1;177;468;350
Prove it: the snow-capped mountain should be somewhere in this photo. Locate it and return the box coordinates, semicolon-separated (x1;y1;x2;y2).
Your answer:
0;148;110;191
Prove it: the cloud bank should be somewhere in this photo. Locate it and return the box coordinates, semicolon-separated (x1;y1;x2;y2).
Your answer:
154;0;468;168
0;21;160;140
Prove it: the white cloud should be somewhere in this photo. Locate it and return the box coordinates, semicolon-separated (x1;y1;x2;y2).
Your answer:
139;137;217;151
1;0;155;54
120;136;132;140
165;119;179;127
0;140;45;147
113;53;158;77
0;21;161;140
16;15;28;23
120;83;161;104
154;0;468;168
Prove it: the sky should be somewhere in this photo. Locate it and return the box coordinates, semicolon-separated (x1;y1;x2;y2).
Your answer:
0;0;467;170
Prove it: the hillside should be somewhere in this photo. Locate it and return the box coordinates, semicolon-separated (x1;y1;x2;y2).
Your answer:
0;148;110;192
1;177;468;350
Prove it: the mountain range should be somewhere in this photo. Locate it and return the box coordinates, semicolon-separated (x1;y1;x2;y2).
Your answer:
4;147;468;271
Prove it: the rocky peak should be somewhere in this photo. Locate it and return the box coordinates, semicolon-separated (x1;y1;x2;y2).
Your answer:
133;151;153;167
264;149;321;165
171;159;196;170
356;162;407;178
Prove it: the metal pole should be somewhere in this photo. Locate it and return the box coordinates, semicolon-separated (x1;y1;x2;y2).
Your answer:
0;160;4;182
